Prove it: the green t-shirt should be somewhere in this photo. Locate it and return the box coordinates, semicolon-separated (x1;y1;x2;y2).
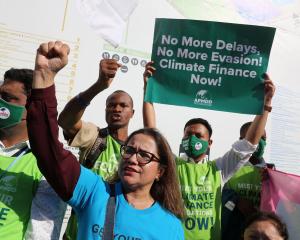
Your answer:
0;152;42;240
225;165;261;207
90;135;121;180
64;134;121;240
176;157;221;240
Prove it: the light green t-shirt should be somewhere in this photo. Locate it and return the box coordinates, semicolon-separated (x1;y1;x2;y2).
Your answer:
90;135;121;180
0;152;42;240
65;134;121;240
225;165;261;207
176;157;221;240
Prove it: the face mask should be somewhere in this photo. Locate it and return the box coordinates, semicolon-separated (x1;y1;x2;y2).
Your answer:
0;98;25;129
181;135;209;158
253;138;266;159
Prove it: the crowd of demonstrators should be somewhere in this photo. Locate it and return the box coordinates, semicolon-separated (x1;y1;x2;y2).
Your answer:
0;40;290;240
221;121;276;240
0;69;66;239
243;211;289;240
26;41;185;239
142;62;275;239
58;59;134;239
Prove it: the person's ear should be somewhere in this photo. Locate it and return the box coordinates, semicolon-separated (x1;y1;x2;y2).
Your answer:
157;166;165;180
208;138;213;147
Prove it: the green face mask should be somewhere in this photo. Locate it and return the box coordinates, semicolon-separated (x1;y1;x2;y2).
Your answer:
181;135;209;158
253;138;266;159
0;98;25;129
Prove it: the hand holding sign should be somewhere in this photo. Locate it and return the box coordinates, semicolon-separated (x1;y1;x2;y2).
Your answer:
145;18;276;114
263;73;275;107
143;61;156;90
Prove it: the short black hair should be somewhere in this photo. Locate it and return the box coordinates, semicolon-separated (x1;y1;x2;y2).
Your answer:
106;90;134;108
184;118;213;138
240;122;252;139
4;68;33;96
244;211;289;240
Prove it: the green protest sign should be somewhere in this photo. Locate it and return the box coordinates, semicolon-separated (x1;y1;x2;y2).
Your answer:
145;18;276;114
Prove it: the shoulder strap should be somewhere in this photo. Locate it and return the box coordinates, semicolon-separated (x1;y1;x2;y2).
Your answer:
83;127;109;169
11;146;31;157
103;183;116;240
0;146;30;180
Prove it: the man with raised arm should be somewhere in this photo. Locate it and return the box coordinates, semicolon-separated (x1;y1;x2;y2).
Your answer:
142;62;275;240
221;122;273;240
58;59;134;178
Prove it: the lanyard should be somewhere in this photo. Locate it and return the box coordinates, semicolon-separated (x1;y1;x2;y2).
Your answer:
0;147;29;180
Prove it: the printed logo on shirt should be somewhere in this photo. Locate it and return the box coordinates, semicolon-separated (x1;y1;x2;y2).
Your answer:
91;224;142;239
184;216;214;231
181;180;215;232
0;193;14;206
0;207;10;226
0;175;17;192
237;182;261;206
199;176;206;183
94;154;119;174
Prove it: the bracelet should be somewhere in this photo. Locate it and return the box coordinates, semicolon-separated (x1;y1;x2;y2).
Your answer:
264;105;272;112
76;93;90;108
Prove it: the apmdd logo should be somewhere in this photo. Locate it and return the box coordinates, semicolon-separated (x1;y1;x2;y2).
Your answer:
194;142;203;151
0;175;17;192
0;107;10;119
194;90;213;106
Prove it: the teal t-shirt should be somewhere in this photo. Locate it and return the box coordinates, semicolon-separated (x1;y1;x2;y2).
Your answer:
176;157;222;240
0;152;42;240
68;166;184;240
65;134;121;240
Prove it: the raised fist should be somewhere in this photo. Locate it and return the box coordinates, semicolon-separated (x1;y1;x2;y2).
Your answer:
35;41;70;75
97;59;121;90
33;41;70;89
